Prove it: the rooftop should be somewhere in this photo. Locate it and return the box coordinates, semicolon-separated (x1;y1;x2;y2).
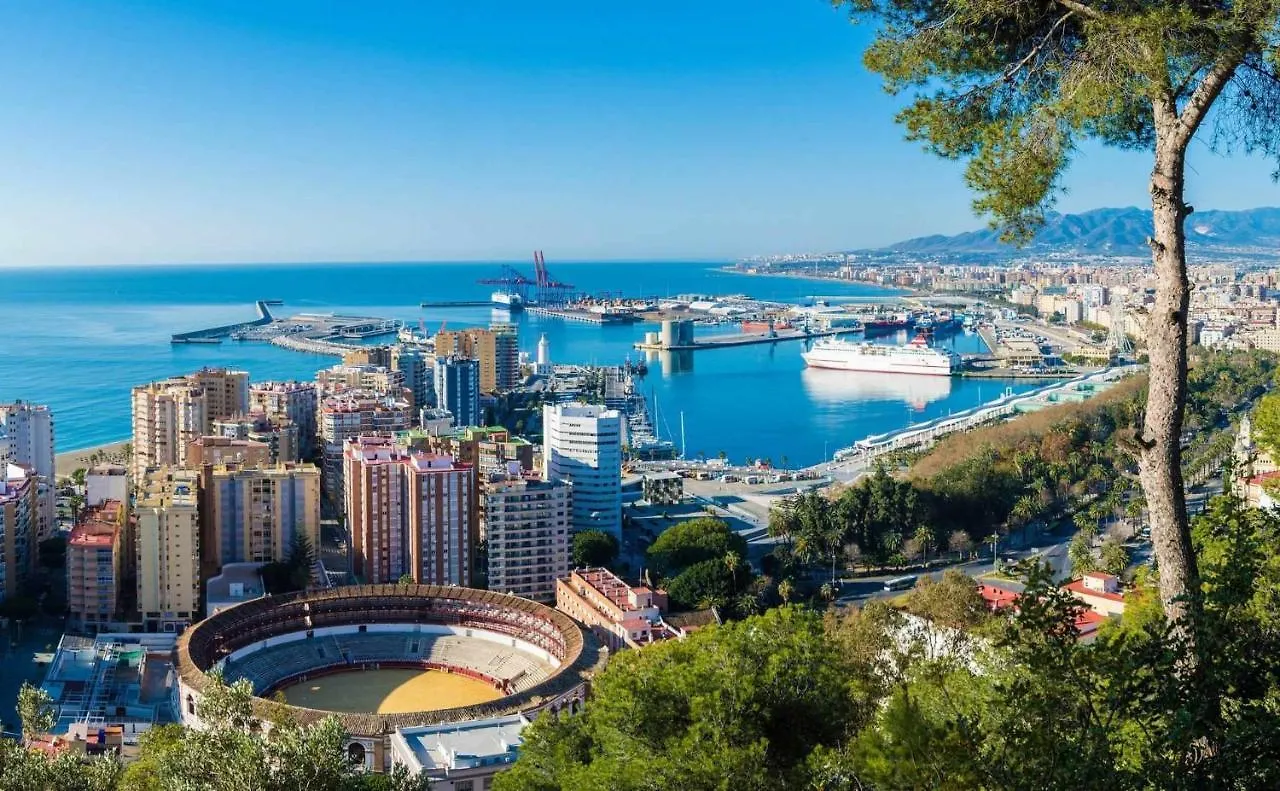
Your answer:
571;568;649;612
86;464;127;477
206;563;267;613
69;501;124;548
1063;579;1126;603
138;470;199;508
394;713;530;773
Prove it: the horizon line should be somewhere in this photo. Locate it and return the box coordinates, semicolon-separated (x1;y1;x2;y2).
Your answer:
0;257;738;272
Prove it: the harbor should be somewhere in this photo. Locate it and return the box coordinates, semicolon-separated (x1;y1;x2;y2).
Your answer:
170;300;280;343
633;319;862;352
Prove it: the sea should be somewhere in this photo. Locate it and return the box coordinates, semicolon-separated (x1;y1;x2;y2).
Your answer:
0;261;1039;466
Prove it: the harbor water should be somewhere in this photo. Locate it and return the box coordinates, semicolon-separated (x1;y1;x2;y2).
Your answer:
0;261;1040;465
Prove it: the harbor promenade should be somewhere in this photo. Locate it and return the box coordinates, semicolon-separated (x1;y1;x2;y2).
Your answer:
812;364;1142;480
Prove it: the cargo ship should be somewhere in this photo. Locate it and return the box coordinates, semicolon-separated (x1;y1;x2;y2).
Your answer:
491;291;524;311
801;334;960;376
862;311;912;335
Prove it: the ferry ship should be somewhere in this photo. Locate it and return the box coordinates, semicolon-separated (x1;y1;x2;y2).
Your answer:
801;334;960;376
491;291;524;311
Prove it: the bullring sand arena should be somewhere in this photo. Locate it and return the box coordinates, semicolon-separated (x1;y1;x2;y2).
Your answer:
280;668;502;714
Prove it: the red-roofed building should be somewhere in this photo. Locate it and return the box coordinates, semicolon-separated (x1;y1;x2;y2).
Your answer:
1063;572;1127;617
977;582;1020;612
1242;469;1280;509
556;567;682;650
1074;609;1107;642
67;500;125;631
976;579;1113;640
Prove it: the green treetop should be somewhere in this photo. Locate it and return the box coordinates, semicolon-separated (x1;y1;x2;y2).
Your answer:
841;0;1280;642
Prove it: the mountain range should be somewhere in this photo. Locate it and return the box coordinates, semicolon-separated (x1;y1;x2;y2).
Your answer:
882;206;1280;256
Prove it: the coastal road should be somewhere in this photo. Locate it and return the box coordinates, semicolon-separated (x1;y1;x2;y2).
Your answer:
834;536;1073;605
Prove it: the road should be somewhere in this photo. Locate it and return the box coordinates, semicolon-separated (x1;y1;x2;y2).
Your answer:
834;535;1073;604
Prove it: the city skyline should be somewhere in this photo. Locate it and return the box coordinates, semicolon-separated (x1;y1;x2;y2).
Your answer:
3;1;1279;268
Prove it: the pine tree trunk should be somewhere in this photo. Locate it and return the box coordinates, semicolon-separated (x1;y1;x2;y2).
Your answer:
1139;129;1201;630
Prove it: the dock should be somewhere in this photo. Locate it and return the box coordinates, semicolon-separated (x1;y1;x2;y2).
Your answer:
633;326;861;352
171;300;279;344
529;305;640;325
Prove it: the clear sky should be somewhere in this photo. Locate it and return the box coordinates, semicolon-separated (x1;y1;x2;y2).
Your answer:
2;1;1278;267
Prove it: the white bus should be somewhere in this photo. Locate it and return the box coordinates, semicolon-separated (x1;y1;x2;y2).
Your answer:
882;575;919;592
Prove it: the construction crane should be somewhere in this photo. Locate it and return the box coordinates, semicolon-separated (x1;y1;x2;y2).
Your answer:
532;250;576;306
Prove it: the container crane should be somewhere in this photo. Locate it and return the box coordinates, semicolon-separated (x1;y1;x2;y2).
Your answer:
532;250;576;306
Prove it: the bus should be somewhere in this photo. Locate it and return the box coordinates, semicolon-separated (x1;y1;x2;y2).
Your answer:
882;575;918;592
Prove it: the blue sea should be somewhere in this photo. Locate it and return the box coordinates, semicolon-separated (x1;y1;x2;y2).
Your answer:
0;261;1038;466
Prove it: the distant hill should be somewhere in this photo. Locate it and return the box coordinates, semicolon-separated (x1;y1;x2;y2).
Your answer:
882;206;1280;255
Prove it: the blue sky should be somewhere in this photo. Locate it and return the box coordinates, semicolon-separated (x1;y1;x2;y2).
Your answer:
2;1;1277;266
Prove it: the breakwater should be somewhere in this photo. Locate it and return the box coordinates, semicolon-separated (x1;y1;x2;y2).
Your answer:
171;300;280;343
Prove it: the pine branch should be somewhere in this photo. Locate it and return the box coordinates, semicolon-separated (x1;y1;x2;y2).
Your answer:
1177;53;1245;143
1052;0;1102;19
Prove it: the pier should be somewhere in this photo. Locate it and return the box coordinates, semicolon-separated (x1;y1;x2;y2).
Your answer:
633;326;860;352
269;335;359;357
528;305;639;325
171;300;279;344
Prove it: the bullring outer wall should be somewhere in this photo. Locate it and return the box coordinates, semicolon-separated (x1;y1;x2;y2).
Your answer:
175;584;604;748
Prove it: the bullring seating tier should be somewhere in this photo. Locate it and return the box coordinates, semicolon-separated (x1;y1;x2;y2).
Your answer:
221;632;551;695
177;584;606;735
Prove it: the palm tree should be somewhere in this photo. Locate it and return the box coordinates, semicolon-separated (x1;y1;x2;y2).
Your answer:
723;550;741;591
819;581;836;603
777;578;795;604
911;526;934;565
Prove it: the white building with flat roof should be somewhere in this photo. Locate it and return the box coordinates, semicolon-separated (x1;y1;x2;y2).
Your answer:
85;464;129;508
543;403;622;540
204;562;267;617
0;402;56;541
389;713;530;791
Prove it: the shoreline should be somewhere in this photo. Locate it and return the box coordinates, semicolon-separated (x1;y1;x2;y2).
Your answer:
55;440;130;478
717;266;917;296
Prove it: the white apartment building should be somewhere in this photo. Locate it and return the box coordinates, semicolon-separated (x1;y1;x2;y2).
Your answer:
0;402;56;541
85;464;129;508
542;403;622;540
136;469;201;632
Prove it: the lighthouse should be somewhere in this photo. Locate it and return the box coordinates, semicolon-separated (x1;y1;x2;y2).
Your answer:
536;333;551;375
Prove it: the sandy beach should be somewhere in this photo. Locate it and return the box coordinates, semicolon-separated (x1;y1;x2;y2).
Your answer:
55;441;129;478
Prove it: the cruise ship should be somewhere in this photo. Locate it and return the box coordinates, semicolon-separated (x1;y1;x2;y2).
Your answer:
801;334;960;376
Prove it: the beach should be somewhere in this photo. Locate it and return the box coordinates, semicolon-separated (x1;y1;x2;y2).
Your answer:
55;441;129;478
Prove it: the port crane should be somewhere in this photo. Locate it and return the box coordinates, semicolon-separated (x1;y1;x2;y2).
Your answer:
532;250;576;306
476;264;537;303
476;251;576;306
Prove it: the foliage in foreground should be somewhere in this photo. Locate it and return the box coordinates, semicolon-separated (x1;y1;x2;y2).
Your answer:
3;674;430;791
498;495;1280;790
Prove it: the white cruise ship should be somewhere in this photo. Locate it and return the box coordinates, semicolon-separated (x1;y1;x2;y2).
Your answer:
802;334;959;376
